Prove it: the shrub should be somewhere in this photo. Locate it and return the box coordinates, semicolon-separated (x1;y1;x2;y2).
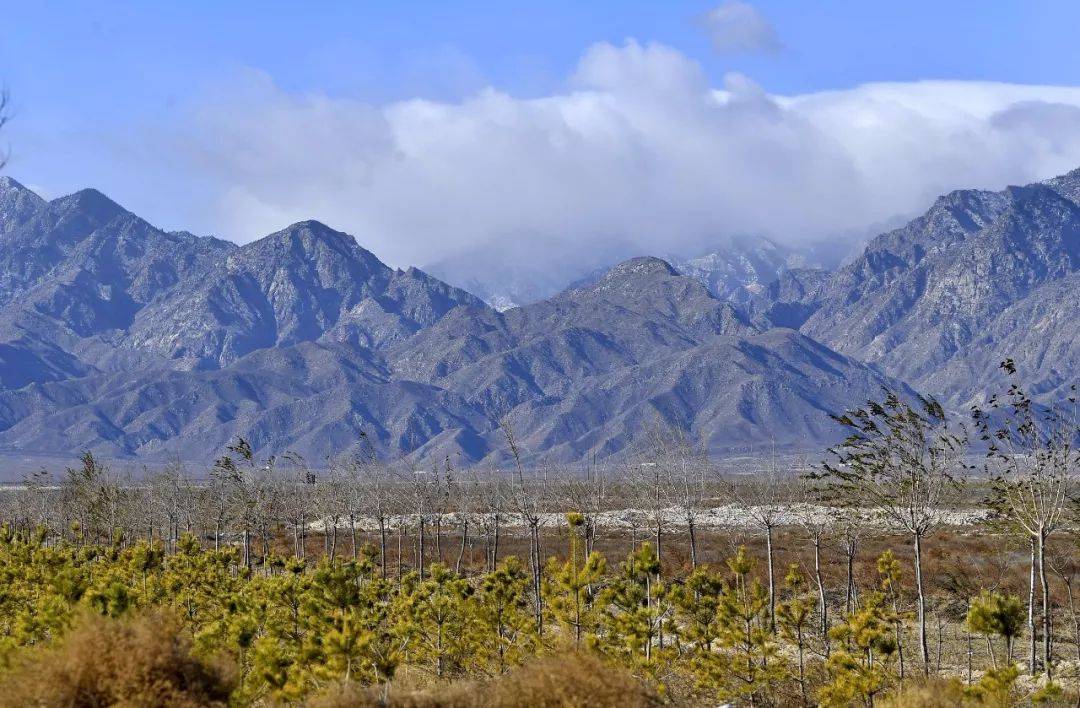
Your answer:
0;610;234;708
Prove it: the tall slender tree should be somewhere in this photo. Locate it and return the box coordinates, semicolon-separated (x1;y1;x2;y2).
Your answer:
821;389;967;676
973;360;1078;678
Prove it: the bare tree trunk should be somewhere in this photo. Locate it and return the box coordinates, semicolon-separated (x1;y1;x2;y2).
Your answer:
654;519;662;569
350;514;357;559
530;522;543;635
418;516;426;578
966;631;973;685
397;518;405;579
913;531;929;675
687;518;697;569
261;525;270;572
1030;536;1038;674
379;517;387;579
766;524;776;633
492;513;500;568
1038;530;1052;678
435;516;442;564
456;517;468;575
845;541;858;613
813;537;828;651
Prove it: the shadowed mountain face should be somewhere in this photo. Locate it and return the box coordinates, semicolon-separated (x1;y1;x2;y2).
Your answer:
1;166;1076;469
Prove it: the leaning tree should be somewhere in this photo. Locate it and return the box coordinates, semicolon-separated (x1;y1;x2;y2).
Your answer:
973;360;1078;678
820;388;967;676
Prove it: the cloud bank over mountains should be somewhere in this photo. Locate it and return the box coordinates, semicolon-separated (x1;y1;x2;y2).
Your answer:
135;40;1080;274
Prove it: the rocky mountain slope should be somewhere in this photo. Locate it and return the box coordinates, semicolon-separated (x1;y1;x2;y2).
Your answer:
0;180;904;466
800;169;1080;406
3;165;1076;469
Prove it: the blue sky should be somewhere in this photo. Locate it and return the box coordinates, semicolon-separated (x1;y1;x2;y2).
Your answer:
8;1;1080;110
4;2;1080;270
6;2;1079;113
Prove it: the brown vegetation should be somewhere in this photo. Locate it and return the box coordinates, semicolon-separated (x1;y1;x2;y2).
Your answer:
307;652;663;708
0;611;234;708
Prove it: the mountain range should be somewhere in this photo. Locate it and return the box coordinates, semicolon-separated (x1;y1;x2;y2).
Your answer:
0;167;1076;469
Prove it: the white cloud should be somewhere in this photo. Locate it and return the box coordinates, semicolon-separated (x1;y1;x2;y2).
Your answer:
143;42;1080;281
700;1;783;54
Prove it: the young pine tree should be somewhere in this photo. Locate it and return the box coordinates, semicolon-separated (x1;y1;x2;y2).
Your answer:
545;512;606;648
821;590;898;708
777;564;816;707
965;589;1025;669
473;556;538;675
695;546;786;706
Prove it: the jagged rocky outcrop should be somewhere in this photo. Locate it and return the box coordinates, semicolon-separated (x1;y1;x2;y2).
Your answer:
801;170;1080;406
125;220;485;369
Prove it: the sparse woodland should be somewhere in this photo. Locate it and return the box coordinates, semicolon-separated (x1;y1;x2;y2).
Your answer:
0;365;1076;707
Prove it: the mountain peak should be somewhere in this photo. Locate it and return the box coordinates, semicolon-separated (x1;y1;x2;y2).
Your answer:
0;175;33;194
242;220;378;265
50;187;127;223
0;176;47;225
283;218;335;233
265;220;362;249
599;256;679;282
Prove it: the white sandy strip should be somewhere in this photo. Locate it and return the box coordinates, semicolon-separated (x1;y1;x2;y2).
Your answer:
307;504;991;533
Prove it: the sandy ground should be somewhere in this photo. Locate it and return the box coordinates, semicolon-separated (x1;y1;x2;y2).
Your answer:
310;504;991;533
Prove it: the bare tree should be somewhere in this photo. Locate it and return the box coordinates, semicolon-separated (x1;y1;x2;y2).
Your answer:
450;462;478;575
319;465;349;561
821;389;967;676
974;361;1078;678
632;457;670;569
279;452;316;559
404;465;435;578
502;421;546;634
646;424;709;568
61;452;125;544
476;466;507;572
723;457;790;633
21;468;54;539
149;458;192;554
350;455;395;574
837;514;865;616
213;438;276;570
558;457;611;563
793;474;832;648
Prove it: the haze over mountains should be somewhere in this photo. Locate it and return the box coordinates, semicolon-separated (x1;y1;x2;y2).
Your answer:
426;233;854;312
0;167;1077;469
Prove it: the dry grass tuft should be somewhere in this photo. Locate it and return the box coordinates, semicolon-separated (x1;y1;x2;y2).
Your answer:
0;610;234;708
307;652;663;708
